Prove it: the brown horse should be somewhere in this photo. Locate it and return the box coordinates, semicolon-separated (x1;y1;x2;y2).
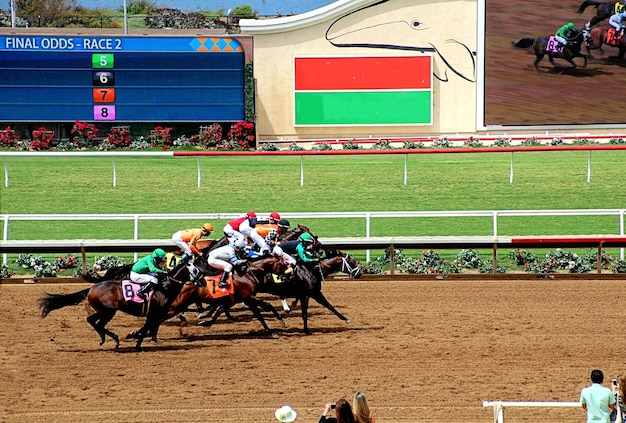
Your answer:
39;259;205;350
584;26;626;60
167;255;287;337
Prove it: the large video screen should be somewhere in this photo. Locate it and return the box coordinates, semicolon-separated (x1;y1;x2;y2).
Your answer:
483;0;625;127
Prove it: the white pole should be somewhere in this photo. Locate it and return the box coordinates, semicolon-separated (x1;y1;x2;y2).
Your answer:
112;157;117;187
2;214;9;265
509;152;514;184
300;155;304;186
197;157;201;187
133;215;139;262
403;154;408;185
3;156;9;188
365;212;371;262
620;209;624;260
587;150;591;183
10;0;16;28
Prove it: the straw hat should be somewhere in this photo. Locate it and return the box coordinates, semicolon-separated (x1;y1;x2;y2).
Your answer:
275;405;297;422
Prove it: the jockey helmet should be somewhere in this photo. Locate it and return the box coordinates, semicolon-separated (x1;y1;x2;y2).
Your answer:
567;22;574;29
299;233;314;244
153;248;166;259
278;219;290;229
246;211;257;218
269;211;281;220
234;239;246;249
202;223;214;233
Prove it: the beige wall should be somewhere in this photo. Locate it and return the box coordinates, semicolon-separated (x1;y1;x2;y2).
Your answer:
242;0;477;141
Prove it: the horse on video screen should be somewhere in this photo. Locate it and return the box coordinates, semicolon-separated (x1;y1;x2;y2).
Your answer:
584;26;626;60
513;30;587;69
578;0;625;28
39;258;206;351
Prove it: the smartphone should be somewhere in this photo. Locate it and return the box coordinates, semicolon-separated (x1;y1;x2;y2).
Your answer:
330;404;336;410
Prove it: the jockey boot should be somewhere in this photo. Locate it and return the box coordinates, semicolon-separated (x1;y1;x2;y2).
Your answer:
137;283;152;301
180;253;191;263
218;271;230;288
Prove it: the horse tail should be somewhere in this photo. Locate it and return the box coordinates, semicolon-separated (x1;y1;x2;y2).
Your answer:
512;38;535;49
39;287;90;318
577;0;600;13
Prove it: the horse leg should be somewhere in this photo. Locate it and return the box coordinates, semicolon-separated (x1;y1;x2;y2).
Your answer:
311;292;349;323
244;297;278;338
87;310;119;347
533;53;544;68
198;304;225;327
300;296;311;335
255;299;285;326
280;297;291;313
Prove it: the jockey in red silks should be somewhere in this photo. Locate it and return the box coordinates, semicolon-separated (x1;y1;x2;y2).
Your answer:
223;211;257;244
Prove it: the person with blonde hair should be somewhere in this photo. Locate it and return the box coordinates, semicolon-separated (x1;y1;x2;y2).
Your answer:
353;391;376;423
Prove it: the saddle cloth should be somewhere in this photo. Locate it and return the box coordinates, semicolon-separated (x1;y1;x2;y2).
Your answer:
121;280;153;303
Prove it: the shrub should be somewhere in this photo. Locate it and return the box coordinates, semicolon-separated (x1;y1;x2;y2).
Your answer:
191;123;223;148
93;255;126;272
520;136;541;146
509;249;538;266
226;121;254;149
492;137;511;147
456;249;482;268
432;136;452;148
259;142;279;151
150;126;173;148
403;140;424;149
0;126;20;148
342;140;361;150
0;263;13;278
572;137;597;145
106;126;132;149
71;120;99;148
288;142;304;151
614;260;626;273
463;136;483;148
30;127;55;150
312;142;333;151
549;137;564;145
53;254;79;270
371;139;392;149
609;137;625;144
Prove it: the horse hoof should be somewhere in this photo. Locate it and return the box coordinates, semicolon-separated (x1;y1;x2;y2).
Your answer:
151;337;160;343
270;332;279;339
344;318;350;323
178;315;188;324
197;320;211;327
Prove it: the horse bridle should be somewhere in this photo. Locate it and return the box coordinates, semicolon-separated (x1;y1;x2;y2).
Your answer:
320;256;362;278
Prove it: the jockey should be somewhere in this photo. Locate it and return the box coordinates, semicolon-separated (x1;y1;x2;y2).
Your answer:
223;211;257;244
555;22;577;50
295;233;319;265
256;211;281;225
207;238;248;288
609;12;626;40
131;248;167;300
266;219;296;275
171;223;214;261
249;216;286;254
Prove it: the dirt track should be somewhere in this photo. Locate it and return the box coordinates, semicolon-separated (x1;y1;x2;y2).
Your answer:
2;278;625;422
485;0;625;126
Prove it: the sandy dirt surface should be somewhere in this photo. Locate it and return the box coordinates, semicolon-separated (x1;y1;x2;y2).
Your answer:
2;278;625;422
485;0;625;126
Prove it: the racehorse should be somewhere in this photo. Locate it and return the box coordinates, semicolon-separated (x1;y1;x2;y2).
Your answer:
584;26;626;60
167;255;287;337
578;0;625;29
258;248;363;334
512;30;588;69
39;258;206;351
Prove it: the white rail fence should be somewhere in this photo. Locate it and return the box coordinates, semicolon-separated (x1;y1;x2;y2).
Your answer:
482;400;581;423
1;210;625;264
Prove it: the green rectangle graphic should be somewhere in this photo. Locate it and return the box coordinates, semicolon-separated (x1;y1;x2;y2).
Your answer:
295;91;431;125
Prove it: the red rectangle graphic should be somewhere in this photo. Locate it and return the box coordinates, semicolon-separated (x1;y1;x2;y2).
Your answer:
295;56;431;90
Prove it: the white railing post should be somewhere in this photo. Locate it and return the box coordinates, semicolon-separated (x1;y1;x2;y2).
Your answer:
197;157;202;188
587;150;591;183
3;156;9;188
2;214;8;265
492;211;498;237
300;155;305;186
403;154;408;186
112;157;117;187
620;209;625;260
365;212;371;262
509;152;514;184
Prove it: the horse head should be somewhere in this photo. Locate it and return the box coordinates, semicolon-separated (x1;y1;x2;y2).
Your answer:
322;249;363;279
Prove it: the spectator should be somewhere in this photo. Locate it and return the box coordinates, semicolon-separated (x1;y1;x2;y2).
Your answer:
580;369;615;423
610;375;626;422
320;398;355;423
353;391;376;423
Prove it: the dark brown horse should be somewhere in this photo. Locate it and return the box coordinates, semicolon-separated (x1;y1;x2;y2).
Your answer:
167;255;287;337
584;26;626;60
39;259;205;350
578;1;625;28
513;30;587;69
259;248;363;334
